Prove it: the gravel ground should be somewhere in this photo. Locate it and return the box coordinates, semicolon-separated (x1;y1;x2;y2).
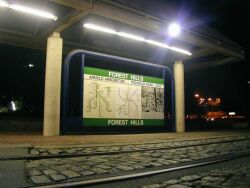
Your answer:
141;163;250;188
25;136;250;185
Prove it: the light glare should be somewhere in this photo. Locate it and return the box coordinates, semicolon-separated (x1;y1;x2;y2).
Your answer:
168;23;181;37
0;1;9;7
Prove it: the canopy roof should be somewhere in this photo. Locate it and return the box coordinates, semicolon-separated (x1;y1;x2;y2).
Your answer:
0;0;245;70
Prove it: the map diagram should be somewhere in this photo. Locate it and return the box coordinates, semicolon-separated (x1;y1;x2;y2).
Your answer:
84;81;113;117
116;85;141;119
83;69;164;120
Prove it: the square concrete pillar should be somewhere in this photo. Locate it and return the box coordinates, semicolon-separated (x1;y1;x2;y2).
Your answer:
43;32;63;136
174;60;185;133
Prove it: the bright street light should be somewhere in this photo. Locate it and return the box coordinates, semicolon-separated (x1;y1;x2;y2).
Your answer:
10;101;16;111
229;112;236;116
28;64;34;68
83;22;192;56
168;23;181;37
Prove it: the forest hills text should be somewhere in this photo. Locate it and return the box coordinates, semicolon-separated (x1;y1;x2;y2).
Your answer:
108;71;143;81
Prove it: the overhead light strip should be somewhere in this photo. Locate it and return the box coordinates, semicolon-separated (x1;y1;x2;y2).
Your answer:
117;32;146;41
0;1;57;21
83;23;192;56
83;23;116;34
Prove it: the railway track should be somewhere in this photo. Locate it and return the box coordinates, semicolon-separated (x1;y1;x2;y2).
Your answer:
1;135;250;187
29;152;250;188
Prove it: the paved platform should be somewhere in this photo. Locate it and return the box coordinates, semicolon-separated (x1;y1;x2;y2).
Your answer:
0;130;250;147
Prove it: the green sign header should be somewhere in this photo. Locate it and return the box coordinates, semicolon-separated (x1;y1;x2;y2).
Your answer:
84;67;164;84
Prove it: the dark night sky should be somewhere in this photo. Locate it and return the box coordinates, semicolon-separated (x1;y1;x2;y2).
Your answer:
0;0;249;117
167;0;250;115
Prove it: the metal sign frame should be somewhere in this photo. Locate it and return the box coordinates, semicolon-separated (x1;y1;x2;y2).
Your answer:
61;49;175;134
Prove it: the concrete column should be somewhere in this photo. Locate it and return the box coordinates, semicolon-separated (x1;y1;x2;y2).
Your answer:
43;32;63;136
174;60;185;133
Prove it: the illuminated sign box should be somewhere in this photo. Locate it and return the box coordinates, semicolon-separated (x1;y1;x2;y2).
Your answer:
83;67;165;126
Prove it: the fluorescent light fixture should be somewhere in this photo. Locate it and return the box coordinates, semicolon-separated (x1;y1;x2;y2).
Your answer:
83;22;192;56
168;23;181;37
117;32;145;41
169;46;192;56
0;1;9;7
0;1;57;20
84;23;117;34
10;4;57;20
146;40;192;56
146;40;170;48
